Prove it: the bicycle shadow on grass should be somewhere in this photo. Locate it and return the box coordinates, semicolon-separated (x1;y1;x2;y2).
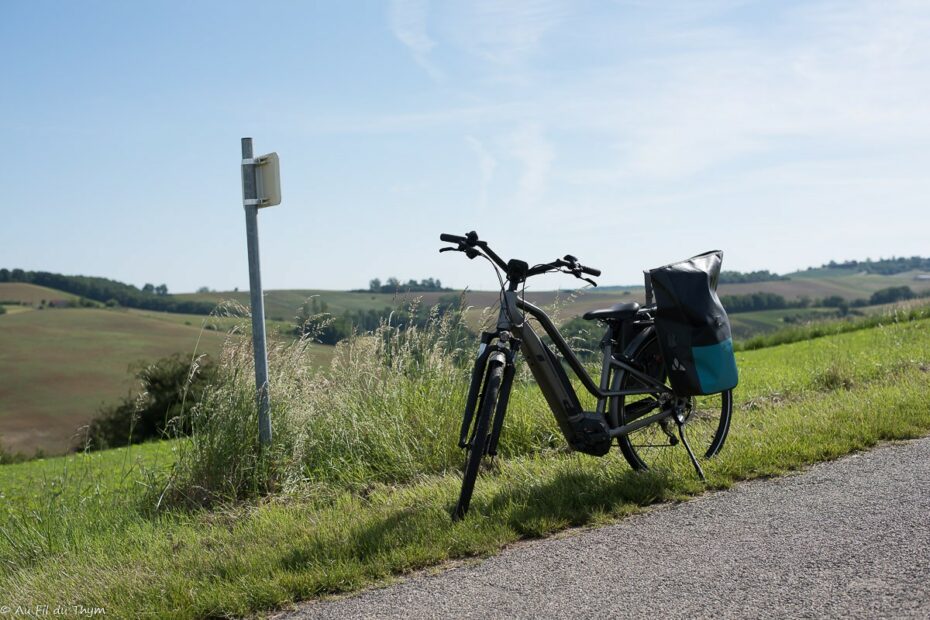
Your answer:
476;466;680;538
273;468;686;598
327;465;681;571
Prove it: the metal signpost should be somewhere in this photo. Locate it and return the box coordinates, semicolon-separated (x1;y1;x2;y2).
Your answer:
240;137;281;445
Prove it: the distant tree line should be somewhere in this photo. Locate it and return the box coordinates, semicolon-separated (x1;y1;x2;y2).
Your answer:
720;285;926;314
0;268;215;315
816;256;930;276
719;270;790;284
720;292;800;313
869;285;918;305
296;294;463;345
363;277;451;294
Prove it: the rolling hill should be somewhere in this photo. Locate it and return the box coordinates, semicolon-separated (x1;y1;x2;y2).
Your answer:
0;282;81;306
177;266;930;331
3;262;929;455
0;280;340;455
0;306;232;454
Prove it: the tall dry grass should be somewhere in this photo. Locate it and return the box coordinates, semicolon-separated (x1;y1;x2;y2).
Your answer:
160;302;560;507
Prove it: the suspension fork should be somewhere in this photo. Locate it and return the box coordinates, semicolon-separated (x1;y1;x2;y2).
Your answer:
458;331;496;448
487;339;521;457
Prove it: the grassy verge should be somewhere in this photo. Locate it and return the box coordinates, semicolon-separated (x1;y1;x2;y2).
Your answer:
735;300;930;351
1;317;928;617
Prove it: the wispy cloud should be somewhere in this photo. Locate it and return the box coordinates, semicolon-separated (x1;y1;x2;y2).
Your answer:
373;0;930;275
465;136;497;211
389;0;443;80
448;0;568;67
506;123;554;207
295;102;530;135
551;0;930;185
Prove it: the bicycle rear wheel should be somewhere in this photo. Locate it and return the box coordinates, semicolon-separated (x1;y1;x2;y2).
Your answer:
614;330;732;472
453;358;504;520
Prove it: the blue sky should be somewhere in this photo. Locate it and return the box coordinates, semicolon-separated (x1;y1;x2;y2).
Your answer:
2;0;928;293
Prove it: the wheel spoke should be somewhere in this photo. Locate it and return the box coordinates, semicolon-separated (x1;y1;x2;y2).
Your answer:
613;332;732;471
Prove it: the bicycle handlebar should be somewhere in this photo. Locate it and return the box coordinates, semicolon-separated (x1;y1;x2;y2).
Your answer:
554;255;601;278
440;231;601;285
440;233;465;244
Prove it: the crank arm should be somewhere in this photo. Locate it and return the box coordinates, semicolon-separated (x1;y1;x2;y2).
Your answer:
608;407;675;438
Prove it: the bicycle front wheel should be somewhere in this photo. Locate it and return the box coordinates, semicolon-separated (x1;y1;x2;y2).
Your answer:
453;358;504;520
613;330;732;472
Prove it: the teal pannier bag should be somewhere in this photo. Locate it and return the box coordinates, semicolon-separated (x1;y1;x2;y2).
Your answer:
648;251;739;396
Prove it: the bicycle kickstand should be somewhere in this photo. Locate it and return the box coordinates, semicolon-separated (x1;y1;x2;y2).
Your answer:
675;418;706;482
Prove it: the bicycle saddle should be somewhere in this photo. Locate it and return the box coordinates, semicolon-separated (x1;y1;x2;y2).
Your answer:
582;301;640;322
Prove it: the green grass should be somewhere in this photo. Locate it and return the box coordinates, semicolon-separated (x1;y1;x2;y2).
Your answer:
0;313;928;617
736;301;930;351
0;440;175;578
728;306;839;338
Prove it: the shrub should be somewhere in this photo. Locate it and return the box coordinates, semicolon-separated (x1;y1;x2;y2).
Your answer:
870;286;915;305
0;440;24;464
718;270;789;284
80;354;215;450
720;292;792;313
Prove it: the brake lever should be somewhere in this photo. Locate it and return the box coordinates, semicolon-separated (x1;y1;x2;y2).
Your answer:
440;244;480;259
564;267;597;288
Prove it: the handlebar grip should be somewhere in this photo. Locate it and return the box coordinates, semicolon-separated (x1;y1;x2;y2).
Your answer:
440;233;465;244
581;265;601;277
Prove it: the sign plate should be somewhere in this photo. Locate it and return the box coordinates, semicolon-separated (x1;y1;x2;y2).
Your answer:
255;152;281;207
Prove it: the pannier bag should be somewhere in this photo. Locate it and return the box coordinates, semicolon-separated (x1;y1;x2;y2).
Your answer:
648;251;739;396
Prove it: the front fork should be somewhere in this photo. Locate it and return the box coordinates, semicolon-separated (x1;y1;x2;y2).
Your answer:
487;357;517;457
458;332;520;455
458;332;494;448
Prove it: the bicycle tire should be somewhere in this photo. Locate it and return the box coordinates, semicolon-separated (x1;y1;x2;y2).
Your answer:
614;330;732;472
453;358;504;520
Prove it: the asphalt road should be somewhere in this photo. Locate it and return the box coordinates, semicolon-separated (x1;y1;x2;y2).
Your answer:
276;437;930;619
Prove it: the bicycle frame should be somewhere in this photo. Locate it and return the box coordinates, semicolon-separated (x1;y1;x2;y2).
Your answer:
459;290;678;456
446;230;734;518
